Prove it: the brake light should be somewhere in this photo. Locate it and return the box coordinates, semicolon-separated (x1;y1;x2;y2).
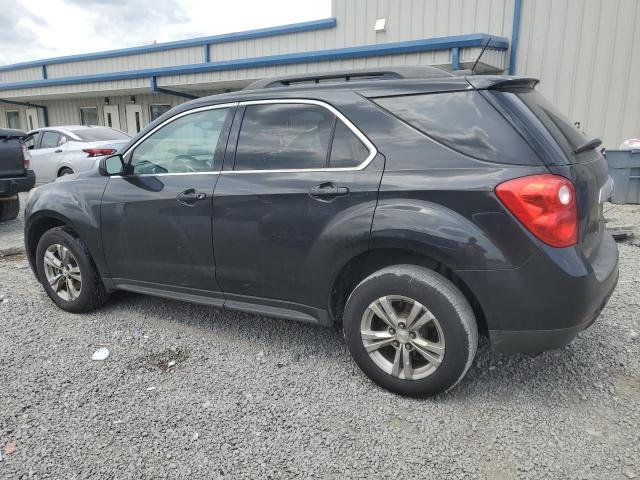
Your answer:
83;148;116;157
21;143;31;169
495;174;577;248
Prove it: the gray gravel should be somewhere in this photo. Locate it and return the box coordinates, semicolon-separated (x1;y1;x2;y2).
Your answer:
0;203;638;479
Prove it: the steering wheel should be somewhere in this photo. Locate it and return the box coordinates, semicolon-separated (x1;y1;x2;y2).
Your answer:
168;154;200;172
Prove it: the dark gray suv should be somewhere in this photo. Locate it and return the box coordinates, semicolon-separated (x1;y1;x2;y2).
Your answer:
24;67;619;396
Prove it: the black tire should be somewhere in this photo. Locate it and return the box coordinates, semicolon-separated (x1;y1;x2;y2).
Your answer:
58;167;74;177
36;227;109;312
0;195;20;222
343;265;478;397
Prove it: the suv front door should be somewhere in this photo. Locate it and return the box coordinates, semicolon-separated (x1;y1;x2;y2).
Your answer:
101;104;235;302
212;100;383;314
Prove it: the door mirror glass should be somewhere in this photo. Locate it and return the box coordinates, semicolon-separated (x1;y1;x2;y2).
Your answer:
100;154;125;176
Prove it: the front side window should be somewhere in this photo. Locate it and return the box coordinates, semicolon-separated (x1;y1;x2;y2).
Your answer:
130;108;230;175
40;131;61;149
6;111;21;130
234;103;335;171
150;104;172;122
80;107;99;126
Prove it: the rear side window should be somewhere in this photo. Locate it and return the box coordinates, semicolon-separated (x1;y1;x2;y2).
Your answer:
373;91;539;165
234;103;334;171
330;121;369;168
496;89;592;163
40;131;60;149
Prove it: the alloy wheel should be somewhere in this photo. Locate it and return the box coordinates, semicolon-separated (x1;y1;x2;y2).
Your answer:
360;295;445;380
43;244;82;301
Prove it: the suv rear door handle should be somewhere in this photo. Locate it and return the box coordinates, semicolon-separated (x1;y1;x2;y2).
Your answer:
309;182;350;200
177;188;207;206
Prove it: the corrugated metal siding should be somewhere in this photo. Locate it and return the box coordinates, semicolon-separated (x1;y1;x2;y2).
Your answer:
0;91;217;130
516;0;640;148
0;67;42;83
161;47;492;87
212;0;514;61
46;46;203;78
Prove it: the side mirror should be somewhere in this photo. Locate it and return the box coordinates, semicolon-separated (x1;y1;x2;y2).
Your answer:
99;154;125;176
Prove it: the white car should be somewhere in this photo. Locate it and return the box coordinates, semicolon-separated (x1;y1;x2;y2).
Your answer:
23;126;131;184
619;138;640;150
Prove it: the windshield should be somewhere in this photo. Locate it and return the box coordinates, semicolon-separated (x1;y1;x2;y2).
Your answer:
71;127;130;142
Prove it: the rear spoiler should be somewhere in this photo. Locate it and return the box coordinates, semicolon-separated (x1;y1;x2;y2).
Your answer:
466;76;539;90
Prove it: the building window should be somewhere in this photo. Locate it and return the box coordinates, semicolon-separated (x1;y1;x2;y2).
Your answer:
80;107;99;126
150;104;172;122
6;111;22;129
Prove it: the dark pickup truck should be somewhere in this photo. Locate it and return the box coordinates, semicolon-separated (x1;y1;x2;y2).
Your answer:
0;128;35;221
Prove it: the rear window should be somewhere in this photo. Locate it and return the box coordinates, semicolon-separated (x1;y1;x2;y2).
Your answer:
71;127;130;142
373;91;539;165
495;89;592;163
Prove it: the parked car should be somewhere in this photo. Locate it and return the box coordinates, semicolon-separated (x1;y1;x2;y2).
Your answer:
619;138;640;150
0;128;35;221
24;126;130;183
24;67;619;397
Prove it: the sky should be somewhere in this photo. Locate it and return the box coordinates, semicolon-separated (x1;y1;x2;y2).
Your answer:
0;0;331;66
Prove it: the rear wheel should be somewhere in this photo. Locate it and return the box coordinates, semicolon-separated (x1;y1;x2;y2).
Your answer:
36;227;109;312
0;195;20;222
343;265;478;397
58;167;74;177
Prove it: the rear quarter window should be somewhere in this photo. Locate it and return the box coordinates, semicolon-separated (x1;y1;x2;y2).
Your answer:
373;91;540;166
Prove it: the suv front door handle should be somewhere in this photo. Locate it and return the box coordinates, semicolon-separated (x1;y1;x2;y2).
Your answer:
177;188;207;206
309;182;350;201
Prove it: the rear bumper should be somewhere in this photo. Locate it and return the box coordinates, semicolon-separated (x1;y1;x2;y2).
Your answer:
457;232;619;354
0;170;35;196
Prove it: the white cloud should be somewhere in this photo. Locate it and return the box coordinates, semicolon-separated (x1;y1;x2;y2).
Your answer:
0;0;331;65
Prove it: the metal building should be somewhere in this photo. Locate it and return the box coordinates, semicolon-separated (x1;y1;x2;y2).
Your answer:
1;0;639;148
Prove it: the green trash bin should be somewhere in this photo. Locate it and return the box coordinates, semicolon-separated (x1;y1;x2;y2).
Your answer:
605;150;640;204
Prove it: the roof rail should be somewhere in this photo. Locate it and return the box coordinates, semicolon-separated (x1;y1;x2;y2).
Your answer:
244;66;454;90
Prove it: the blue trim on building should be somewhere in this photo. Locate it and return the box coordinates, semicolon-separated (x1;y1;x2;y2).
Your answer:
203;44;210;63
509;0;522;75
0;18;337;73
0;33;509;91
150;75;197;99
41;65;47;79
451;47;460;70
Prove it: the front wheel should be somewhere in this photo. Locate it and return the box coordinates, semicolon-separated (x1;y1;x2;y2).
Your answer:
36;227;109;312
343;265;478;397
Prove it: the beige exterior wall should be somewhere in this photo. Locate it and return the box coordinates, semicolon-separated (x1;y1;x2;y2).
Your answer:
515;0;640;148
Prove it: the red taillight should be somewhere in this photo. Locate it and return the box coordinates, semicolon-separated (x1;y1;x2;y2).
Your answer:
495;174;577;248
21;143;31;169
82;148;116;158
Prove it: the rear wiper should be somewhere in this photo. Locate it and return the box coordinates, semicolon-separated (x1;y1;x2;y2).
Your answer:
573;137;602;154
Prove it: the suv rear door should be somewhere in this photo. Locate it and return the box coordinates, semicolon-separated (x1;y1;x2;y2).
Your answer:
487;87;611;260
211;99;383;314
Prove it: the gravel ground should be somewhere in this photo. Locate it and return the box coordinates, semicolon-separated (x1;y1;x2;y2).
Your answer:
0;201;638;479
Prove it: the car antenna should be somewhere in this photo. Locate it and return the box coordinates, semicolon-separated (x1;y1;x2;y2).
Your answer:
471;37;493;74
